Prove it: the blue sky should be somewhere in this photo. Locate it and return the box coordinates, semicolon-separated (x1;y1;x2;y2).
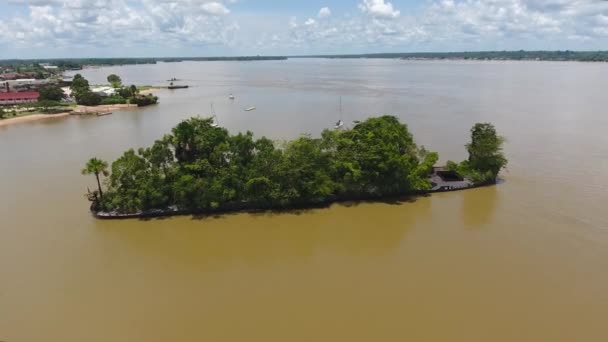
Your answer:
1;0;608;58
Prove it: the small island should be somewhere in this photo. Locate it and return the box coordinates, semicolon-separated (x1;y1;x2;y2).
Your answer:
82;116;507;219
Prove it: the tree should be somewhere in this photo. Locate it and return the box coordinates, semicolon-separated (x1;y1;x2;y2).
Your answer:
466;123;507;180
130;95;158;107
0;108;5;119
82;158;109;200
75;91;101;106
107;74;122;88
38;85;66;102
70;74;90;95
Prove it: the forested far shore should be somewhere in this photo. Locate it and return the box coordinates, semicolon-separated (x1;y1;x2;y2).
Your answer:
296;50;608;62
82;116;507;216
4;51;608;70
0;56;288;70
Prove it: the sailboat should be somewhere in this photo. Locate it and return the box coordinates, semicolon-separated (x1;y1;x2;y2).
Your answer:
334;96;344;129
210;103;219;127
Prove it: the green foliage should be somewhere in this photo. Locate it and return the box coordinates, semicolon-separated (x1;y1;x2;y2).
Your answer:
81;158;109;200
447;123;507;184
0;108;5;119
75;91;102;106
38;85;66;102
466;123;507;178
100;96;128;105
34;100;61;109
88;115;444;214
70;74;90;95
130;95;158;107
70;74;101;106
107;74;122;88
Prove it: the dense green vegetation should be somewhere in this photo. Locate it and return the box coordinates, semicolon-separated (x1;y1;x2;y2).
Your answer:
447;123;507;183
82;116;505;215
130;94;159;107
107;74;122;88
38;85;67;102
70;74;101;106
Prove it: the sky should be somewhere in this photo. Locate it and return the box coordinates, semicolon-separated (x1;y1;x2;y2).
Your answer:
1;0;608;58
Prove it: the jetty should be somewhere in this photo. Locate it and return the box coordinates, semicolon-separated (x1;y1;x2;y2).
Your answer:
168;85;189;89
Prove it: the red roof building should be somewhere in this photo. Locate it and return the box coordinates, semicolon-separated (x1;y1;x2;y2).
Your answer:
0;91;39;105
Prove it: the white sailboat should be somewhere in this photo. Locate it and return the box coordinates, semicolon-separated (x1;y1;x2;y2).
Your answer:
334;96;344;129
210;103;219;127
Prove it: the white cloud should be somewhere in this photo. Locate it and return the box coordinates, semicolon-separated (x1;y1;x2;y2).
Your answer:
289;16;298;29
318;7;331;19
3;0;608;57
359;0;400;19
201;2;230;16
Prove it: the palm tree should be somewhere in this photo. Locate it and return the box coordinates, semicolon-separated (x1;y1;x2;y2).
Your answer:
82;158;109;199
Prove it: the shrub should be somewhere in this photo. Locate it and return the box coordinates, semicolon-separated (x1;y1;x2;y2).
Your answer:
130;95;158;107
101;96;128;105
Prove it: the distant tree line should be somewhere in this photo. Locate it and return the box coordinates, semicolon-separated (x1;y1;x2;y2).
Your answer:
83;116;507;215
0;56;288;71
299;50;608;62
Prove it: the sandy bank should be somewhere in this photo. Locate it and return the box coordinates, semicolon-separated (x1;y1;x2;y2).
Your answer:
0;112;72;127
72;104;137;114
0;104;138;128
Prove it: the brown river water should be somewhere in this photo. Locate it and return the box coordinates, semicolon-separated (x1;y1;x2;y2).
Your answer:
1;59;608;341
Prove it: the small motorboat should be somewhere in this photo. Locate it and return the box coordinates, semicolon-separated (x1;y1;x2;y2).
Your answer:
244;106;256;112
229;94;235;100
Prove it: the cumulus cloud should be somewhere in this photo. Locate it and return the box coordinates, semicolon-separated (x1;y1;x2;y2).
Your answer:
318;7;331;19
3;0;608;57
201;2;230;16
359;0;400;19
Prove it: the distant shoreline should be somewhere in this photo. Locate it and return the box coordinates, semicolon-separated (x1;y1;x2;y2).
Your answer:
4;51;608;65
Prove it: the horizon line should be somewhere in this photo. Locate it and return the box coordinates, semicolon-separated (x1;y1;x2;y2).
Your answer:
2;50;608;61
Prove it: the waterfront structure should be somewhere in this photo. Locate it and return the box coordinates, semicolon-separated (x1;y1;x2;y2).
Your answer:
0;91;40;105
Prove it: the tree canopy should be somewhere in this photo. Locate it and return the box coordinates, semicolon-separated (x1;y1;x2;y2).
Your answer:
447;123;507;183
82;158;109;200
107;74;122;88
38;85;66;102
86;116;442;214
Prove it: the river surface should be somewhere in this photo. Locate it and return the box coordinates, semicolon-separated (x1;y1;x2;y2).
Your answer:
1;59;608;341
